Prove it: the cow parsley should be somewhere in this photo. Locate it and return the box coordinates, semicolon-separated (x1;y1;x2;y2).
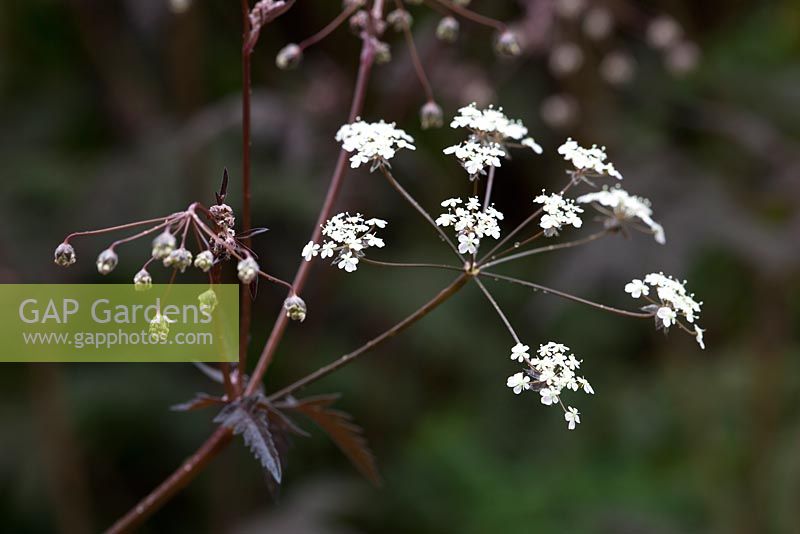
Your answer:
626;273;705;347
336;119;415;170
506;341;594;430
444;103;542;179
577;186;665;244
533;191;584;236
558;138;623;180
302;213;387;273
435;196;503;254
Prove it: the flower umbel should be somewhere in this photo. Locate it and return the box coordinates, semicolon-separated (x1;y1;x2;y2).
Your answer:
443;103;542;180
626;273;705;347
533;191;583;236
506;342;594;430
558;138;623;180
577;186;665;244
303;213;387;273
336;119;416;171
435;196;503;254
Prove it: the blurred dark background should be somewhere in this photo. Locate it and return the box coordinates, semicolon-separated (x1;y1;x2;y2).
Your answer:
1;0;799;532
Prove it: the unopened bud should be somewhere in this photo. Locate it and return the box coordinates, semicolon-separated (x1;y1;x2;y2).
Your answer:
420;101;444;130
349;10;369;33
646;15;682;50
237;256;259;284
54;243;76;267
96;249;118;275
387;9;412;31
152;230;176;260
198;289;218;314
194;250;214;272
495;30;522;58
436;16;459;43
164;247;193;272
276;44;303;70
134;269;152;291
283;294;307;322
149;313;172;341
374;41;391;64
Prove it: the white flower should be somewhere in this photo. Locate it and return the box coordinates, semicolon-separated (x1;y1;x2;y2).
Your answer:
564;406;581;430
335;119;415;170
540;388;559;405
577;186;665;244
437;196;503;254
301;241;320;261
306;213;387;273
237;256;259;284
657;306;677;327
443;140;505;177
578;377;594;394
533;191;584;236
337;253;359;273
694;325;705;350
624;279;649;299
507;372;531;394
457;233;478;254
510;343;530;362
444;103;542;178
521;137;544;154
558;138;623;179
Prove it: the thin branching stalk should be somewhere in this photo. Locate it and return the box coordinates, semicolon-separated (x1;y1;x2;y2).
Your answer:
361;258;464;272
482;166;496;211
431;0;506;31
479;271;655;319
379;166;465;261
267;274;470;401
395;0;435;103
473;277;519;342
481;230;609;269
239;0;254;384
298;3;361;51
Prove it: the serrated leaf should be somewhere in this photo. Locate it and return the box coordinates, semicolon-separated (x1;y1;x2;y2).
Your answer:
170;392;224;412
287;394;381;486
214;395;282;484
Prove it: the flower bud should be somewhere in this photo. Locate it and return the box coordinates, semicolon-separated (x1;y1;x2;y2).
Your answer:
194;250;214;272
436;16;459;43
374;41;391;64
349;10;369;33
149;313;172;341
151;230;176;260
96;249;118;275
198;288;218;314
495;30;522;58
237;256;259;284
283;294;307;322
420;101;444;130
387;9;412;31
164;247;193;272
276;44;302;70
209;204;235;230
54;243;76;267
134;269;152;291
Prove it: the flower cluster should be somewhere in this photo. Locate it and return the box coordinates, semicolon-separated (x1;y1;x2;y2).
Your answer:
506;342;593;430
625;273;705;348
577;185;665;244
558;138;623;180
435;197;503;255
302;213;387;273
443;103;542;179
335;119;415;170
533;191;584;236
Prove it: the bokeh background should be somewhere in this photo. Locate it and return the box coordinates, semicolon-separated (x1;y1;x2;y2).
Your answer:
1;0;799;532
